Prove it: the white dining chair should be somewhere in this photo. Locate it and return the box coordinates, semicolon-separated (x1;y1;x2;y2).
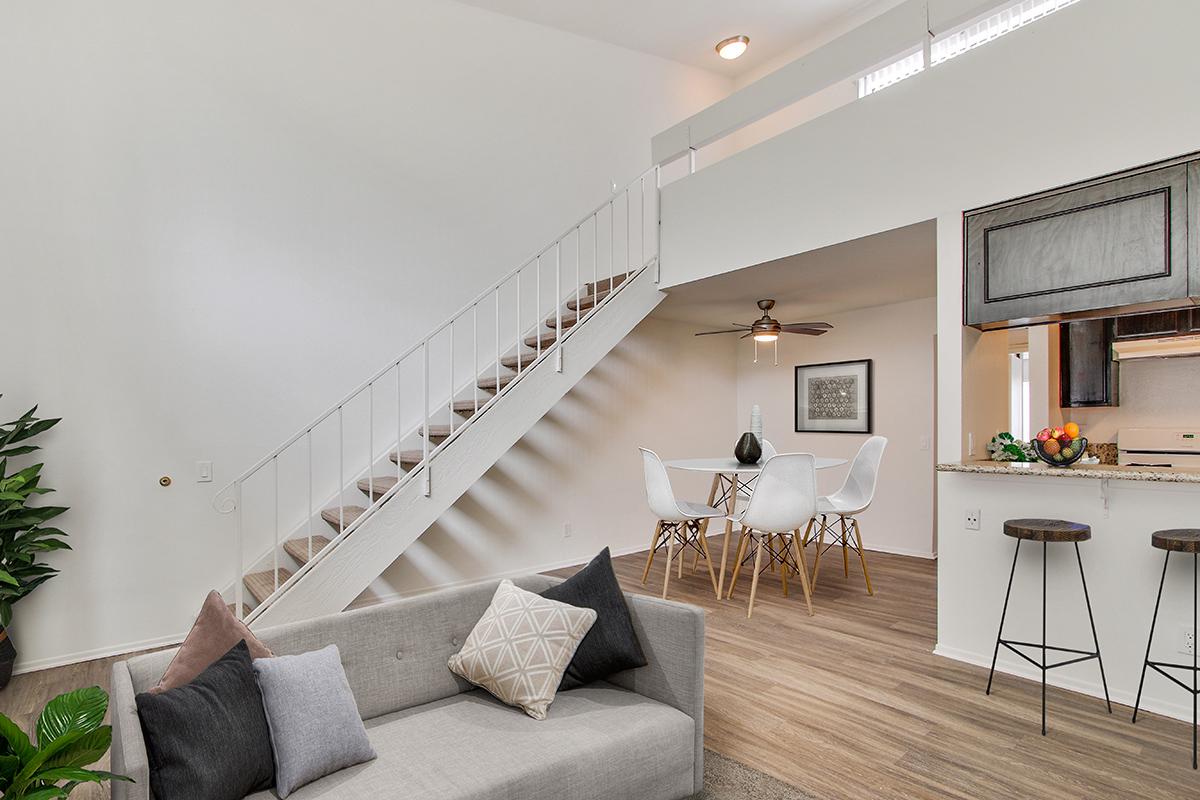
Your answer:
725;453;818;618
639;448;723;599
807;436;888;596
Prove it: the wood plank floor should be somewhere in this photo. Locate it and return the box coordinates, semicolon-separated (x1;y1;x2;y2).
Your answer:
555;538;1200;800
3;540;1196;799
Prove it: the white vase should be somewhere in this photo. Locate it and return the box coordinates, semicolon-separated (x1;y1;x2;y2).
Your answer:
750;405;762;445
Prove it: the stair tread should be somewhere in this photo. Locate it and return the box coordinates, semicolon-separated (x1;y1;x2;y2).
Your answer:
544;310;581;329
452;400;482;415
389;449;424;467
244;568;293;605
357;475;399;497
523;330;559;349
321;505;366;532
420;424;453;438
478;374;516;392
499;352;538;370
566;289;610;312
227;603;251;619
283;535;332;566
584;271;633;296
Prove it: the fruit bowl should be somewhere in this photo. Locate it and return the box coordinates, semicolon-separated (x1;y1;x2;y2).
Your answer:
1032;436;1088;468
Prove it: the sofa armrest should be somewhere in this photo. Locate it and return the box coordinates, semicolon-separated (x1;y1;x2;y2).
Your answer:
110;660;150;800
607;593;705;795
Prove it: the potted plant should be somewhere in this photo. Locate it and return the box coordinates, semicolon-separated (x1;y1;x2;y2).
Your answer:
0;397;68;688
0;686;132;797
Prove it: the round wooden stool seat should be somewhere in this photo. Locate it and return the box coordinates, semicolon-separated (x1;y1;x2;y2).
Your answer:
1151;529;1200;553
1003;518;1091;543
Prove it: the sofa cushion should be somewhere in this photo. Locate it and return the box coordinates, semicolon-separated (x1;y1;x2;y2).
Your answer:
136;641;275;800
150;590;272;694
245;684;695;800
541;547;647;690
448;579;596;719
253;645;376;798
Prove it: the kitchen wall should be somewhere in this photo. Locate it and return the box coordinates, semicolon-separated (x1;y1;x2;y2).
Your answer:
1;0;731;671
735;297;937;558
1065;358;1200;444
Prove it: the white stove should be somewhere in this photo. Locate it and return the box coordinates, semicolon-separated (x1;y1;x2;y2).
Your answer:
1118;428;1200;468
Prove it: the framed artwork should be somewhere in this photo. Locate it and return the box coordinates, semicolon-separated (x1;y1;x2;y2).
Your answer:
794;359;873;434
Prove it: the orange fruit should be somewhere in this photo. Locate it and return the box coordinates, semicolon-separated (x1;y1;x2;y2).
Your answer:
1064;422;1080;439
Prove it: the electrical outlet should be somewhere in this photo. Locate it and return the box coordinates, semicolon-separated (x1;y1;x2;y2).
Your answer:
965;509;981;531
1180;625;1195;656
563;522;573;539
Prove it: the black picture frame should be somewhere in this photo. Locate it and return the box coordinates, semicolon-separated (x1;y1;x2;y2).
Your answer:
794;359;873;434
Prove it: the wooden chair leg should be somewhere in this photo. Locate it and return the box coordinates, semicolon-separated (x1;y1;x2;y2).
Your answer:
790;532;815;616
780;537;790;597
662;524;676;599
642;522;663;585
727;528;750;599
747;536;765;618
852;518;875;596
841;516;850;578
696;526;721;598
811;518;827;592
678;525;686;579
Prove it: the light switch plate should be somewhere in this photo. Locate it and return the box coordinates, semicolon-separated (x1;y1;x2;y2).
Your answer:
196;461;213;483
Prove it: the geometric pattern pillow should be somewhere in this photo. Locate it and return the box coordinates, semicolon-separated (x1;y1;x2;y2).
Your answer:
448;580;596;720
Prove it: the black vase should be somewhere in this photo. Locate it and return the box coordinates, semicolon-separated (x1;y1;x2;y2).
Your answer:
0;628;14;690
734;432;762;465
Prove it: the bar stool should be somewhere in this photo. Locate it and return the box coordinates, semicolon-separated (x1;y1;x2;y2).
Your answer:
1131;529;1199;770
985;518;1111;735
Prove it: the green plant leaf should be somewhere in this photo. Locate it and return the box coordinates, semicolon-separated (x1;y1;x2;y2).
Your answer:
0;570;18;587
13;787;69;800
0;752;20;781
44;726;111;770
36;687;107;747
0;713;35;764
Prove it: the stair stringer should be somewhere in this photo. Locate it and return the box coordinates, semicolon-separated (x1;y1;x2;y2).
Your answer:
250;267;664;628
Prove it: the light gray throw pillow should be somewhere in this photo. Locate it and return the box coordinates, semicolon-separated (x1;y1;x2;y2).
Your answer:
253;645;376;798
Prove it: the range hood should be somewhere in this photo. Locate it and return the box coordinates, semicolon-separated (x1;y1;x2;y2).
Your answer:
1112;334;1200;361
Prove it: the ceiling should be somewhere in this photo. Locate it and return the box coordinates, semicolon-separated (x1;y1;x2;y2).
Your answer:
653;220;937;327
455;0;902;78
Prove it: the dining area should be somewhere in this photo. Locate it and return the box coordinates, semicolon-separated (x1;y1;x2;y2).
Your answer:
638;436;887;617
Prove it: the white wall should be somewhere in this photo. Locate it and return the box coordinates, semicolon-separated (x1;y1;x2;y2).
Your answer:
371;316;736;596
1067;359;1200;444
735;298;937;558
1;0;731;671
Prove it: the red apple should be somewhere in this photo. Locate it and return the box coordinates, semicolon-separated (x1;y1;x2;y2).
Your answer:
1036;429;1052;442
1058;433;1073;445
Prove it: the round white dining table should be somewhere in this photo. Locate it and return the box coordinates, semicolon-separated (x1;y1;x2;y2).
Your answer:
662;455;848;598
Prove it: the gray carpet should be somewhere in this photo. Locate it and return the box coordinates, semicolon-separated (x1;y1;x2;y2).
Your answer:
693;749;817;799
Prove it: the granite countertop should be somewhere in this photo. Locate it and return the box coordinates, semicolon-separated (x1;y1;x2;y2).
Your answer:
936;461;1200;484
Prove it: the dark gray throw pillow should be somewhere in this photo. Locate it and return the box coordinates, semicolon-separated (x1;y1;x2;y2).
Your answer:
541;547;647;690
136;640;275;800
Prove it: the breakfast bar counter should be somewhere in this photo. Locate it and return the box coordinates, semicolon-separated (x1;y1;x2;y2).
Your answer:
937;461;1200;484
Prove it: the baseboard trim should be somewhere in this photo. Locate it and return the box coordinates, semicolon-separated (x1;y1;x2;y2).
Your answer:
932;643;1195;725
12;631;188;677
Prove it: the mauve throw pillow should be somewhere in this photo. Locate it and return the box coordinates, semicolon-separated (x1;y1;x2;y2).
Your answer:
136;641;275;800
541;547;647;690
151;589;272;694
253;644;377;798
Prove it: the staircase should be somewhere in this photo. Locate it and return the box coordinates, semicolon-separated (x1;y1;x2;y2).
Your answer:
213;168;663;628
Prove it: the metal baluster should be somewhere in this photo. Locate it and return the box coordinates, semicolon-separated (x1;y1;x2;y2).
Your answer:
536;256;542;359
494;290;501;402
472;304;478;416
447;321;455;435
273;456;279;592
592;216;598;315
609;202;614;292
367;382;374;502
234;482;244;618
395;363;402;482
625;188;630;271
307;429;313;562
338;406;344;532
575;227;581;325
640;176;645;269
516;271;523;373
422;341;430;496
555;242;562;373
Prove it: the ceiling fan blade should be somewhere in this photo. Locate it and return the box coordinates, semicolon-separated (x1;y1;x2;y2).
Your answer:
780;326;829;336
780;322;833;330
694;328;749;336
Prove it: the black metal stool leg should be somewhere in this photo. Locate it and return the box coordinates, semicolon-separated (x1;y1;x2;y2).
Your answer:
1042;540;1048;736
987;539;1022;696
1075;543;1111;713
1133;551;1170;724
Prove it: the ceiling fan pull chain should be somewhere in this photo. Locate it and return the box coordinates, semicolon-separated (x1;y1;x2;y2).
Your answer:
774;338;779;367
753;338;758;364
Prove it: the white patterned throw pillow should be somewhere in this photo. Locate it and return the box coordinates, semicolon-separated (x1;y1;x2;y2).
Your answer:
448;579;597;720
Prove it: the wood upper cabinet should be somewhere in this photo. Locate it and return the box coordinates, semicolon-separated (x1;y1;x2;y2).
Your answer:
1060;319;1118;408
965;163;1191;328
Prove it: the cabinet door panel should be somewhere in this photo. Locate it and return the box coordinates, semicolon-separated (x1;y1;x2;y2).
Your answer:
1060;319;1117;408
1190;161;1199;299
966;165;1188;327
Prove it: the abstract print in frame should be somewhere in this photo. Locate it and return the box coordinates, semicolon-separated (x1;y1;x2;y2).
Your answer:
794;359;873;434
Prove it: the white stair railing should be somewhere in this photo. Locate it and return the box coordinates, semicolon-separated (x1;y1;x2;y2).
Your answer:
213;166;660;621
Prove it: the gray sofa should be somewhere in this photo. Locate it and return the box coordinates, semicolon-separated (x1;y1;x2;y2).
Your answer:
110;575;704;800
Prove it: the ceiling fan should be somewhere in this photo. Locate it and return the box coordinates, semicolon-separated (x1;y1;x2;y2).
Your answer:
695;299;832;364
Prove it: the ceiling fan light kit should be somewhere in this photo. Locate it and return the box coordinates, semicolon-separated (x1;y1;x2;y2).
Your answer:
695;299;832;365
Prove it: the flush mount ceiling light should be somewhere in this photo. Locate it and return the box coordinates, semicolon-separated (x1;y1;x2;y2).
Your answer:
715;35;750;60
